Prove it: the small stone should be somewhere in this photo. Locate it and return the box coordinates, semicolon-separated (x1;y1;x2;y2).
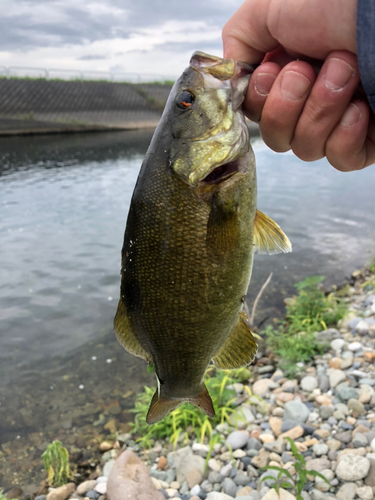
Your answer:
306;457;331;472
252;379;274;397
357;486;374;500
226;430;249;450
336;454;371;481
359;385;374;404
283;399;310;422
251;450;270;468
312;444;329;456
315;394;332;406
208;458;221;472
331;339;347;351
336;483;358;500
200;480;213;493
269;417;282;437
206;493;235;500
319;406;334;420
94;483;106;495
328;369;346;388
336;386;359;402
222;477;237;497
77;481;98;496
301;376;318;392
279;425;304;440
157;456;168;470
356;320;369;335
46;484;75;500
365;460;375;487
261;489;296;500
313;428;330;439
233;449;247;458
236;486;253;496
186;469;202;488
329;357;342;369
314;469;334;492
348;341;362;351
326;439;341;451
352;433;368;448
347;398;365;416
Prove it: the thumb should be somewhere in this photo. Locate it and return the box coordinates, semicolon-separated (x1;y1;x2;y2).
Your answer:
222;0;279;64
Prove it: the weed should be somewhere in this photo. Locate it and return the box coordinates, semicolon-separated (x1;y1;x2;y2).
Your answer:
41;440;73;486
265;276;346;377
131;367;245;448
261;437;330;499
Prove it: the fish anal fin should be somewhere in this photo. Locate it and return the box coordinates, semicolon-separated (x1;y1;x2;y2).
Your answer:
254;209;292;255
213;312;258;369
114;300;151;363
146;384;215;424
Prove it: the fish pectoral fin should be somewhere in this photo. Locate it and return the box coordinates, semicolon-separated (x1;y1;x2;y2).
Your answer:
254;209;292;255
147;384;215;424
114;300;152;363
213;312;258;369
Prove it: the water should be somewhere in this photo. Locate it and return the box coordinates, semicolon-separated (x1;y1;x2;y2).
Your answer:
0;130;374;487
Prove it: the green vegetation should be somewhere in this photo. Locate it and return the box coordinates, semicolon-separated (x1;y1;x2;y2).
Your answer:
363;258;375;290
42;440;73;487
261;437;330;499
265;276;347;377
131;367;251;449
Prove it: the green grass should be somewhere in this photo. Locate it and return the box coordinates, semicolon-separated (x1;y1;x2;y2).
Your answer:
41;440;73;486
265;276;347;377
261;437;330;499
131;367;249;449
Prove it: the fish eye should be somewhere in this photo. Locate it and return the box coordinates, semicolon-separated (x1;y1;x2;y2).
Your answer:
176;90;195;110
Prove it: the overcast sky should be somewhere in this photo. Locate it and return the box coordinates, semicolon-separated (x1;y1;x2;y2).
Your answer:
0;0;243;79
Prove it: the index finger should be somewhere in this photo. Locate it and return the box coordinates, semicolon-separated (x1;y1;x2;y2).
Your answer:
222;0;279;63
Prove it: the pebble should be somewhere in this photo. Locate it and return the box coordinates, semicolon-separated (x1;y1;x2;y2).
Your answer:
226;431;249;450
301;376;318;392
283;400;311;422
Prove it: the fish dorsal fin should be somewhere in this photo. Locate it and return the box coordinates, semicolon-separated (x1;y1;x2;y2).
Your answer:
213;312;258;370
146;384;215;424
114;300;152;363
254;210;292;255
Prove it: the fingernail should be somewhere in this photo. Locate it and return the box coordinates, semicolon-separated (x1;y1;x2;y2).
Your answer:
280;71;311;100
323;58;355;91
340;103;361;127
254;73;277;96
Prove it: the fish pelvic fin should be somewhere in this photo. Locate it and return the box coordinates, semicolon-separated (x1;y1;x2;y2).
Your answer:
254;209;292;255
114;300;152;363
146;385;215;425
213;312;258;370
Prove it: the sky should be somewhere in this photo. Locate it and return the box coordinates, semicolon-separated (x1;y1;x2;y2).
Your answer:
0;0;243;80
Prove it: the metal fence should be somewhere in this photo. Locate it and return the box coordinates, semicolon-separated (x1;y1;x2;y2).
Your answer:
0;65;175;84
0;73;174;134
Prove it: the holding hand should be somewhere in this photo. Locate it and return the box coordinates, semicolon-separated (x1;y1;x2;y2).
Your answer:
222;0;375;171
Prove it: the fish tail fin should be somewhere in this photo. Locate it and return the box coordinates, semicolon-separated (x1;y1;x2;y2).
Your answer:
146;384;215;425
191;384;216;419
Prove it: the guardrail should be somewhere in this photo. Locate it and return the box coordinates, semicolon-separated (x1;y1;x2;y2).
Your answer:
0;66;176;84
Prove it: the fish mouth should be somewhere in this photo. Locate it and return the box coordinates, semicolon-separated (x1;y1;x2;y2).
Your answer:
200;159;240;185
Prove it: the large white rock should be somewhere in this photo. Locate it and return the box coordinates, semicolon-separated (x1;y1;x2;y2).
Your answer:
336;454;371;481
261;488;297;500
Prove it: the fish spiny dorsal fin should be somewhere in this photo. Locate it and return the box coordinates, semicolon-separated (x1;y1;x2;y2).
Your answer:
254;209;292;255
146;384;215;424
213;312;258;370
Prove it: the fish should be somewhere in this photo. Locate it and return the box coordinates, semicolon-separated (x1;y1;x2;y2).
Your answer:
114;51;291;424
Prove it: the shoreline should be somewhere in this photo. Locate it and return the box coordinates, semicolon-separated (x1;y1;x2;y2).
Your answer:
3;262;375;500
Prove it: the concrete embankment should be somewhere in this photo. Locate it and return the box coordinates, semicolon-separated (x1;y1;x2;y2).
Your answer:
0;79;172;135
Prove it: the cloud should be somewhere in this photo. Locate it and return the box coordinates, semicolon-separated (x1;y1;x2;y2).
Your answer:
0;0;242;75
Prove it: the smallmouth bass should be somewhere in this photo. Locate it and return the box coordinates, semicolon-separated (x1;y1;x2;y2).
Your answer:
114;52;291;424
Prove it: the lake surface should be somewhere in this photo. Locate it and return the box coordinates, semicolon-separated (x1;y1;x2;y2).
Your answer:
0;130;374;487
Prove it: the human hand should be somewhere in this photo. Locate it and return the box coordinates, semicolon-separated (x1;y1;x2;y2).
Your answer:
223;0;375;171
